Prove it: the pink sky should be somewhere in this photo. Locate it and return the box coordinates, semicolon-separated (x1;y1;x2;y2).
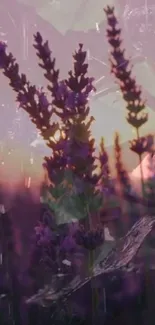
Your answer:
0;0;155;189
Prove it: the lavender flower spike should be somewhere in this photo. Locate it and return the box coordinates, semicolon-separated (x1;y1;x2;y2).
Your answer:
0;41;7;68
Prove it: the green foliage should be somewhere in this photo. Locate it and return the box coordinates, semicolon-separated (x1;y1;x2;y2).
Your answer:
42;170;103;225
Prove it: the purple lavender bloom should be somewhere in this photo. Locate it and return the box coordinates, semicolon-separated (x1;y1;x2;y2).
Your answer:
54;138;69;151
34;222;53;245
75;225;104;251
42;40;51;57
65;91;76;109
0;41;7;51
55;81;68;100
65;90;89;110
73;178;85;194
61;235;76;252
44;226;53;240
34;222;44;236
18;93;27;106
75;92;88;106
84;78;95;95
0;41;7;68
36;87;50;110
68;220;79;236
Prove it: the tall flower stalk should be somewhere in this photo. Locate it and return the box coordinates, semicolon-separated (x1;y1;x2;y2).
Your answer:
104;6;153;197
114;133;137;231
0;35;100;225
0;209;21;325
0;33;106;320
114;133;131;195
98;137;122;236
32;34;102;227
33;34;104;319
98;137;112;195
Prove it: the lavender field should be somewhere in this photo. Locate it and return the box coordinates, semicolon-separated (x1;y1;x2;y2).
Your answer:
0;1;154;325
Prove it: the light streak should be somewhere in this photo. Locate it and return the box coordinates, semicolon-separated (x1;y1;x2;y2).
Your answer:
22;16;29;60
25;176;31;188
7;11;17;29
95;22;100;33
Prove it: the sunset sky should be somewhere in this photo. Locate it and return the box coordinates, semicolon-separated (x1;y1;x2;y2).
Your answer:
0;0;155;187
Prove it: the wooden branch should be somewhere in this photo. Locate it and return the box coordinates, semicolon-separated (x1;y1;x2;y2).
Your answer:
26;215;155;305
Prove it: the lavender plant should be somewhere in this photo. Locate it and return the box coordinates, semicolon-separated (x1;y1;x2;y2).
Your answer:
105;6;154;196
0;7;153;324
0;31;109;322
34;35;103;226
98;137;121;221
0;33;106;233
114;133;141;232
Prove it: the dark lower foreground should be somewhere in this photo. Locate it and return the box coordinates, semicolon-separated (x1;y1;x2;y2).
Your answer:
24;269;155;325
0;271;153;325
26;293;145;325
0;192;153;325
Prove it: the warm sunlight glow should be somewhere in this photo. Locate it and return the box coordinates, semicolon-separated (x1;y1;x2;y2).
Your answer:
50;129;65;142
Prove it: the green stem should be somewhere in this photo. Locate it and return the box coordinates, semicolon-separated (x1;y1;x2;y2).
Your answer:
89;250;98;320
86;203;98;321
136;128;145;199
